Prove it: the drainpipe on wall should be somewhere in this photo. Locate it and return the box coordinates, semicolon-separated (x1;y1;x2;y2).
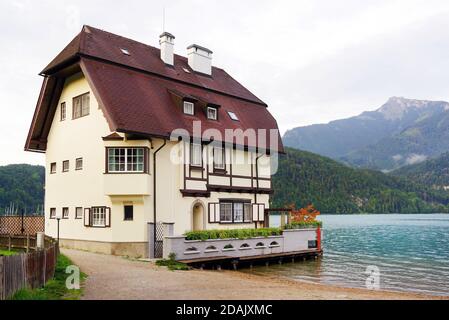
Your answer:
153;139;167;257
254;152;264;229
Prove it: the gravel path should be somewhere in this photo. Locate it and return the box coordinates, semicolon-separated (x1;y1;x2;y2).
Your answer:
62;249;445;300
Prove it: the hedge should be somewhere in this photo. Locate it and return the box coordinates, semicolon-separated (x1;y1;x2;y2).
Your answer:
284;221;323;229
184;228;282;241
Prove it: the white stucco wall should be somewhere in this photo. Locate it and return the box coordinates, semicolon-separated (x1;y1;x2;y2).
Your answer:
44;72;274;246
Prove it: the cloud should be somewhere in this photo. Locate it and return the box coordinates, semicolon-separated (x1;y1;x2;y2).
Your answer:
2;0;449;164
405;154;428;165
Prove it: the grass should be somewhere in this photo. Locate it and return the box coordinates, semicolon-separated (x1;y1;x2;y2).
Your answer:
10;254;86;300
156;259;190;271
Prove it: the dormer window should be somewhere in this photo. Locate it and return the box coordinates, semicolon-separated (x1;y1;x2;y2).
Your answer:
228;111;239;121
183;101;194;115
207;107;217;120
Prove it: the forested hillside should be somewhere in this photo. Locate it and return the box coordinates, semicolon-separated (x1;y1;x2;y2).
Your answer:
392;153;449;188
0;164;45;214
271;148;449;213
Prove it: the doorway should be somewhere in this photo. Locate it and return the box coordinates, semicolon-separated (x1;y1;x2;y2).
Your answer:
192;203;205;231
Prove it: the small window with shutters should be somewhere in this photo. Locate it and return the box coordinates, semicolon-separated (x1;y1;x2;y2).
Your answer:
84;207;111;228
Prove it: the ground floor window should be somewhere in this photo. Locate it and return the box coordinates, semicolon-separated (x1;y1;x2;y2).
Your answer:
124;205;134;221
75;207;83;219
50;208;56;219
62;207;69;219
92;207;106;227
219;200;252;223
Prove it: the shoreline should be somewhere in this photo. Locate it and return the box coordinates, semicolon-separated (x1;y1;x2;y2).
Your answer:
63;249;448;300
225;270;448;300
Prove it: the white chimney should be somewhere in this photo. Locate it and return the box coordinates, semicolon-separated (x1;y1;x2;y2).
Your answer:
187;44;213;75
159;32;175;66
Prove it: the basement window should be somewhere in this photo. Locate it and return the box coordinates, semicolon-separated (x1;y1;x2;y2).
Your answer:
227;111;239;121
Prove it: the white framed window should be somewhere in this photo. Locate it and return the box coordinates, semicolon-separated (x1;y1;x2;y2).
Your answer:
50;208;56;219
219;203;233;223
183;101;194;115
92;207;106;227
62;207;69;219
213;146;225;170
207;107;217;120
62;160;69;172
234;203;244;223
227;111;239;121
244;203;252;222
219;201;253;223
107;148;145;173
190;143;203;167
76;158;83;170
60;102;66;121
73;93;90;119
50;162;57;174
75;207;83;219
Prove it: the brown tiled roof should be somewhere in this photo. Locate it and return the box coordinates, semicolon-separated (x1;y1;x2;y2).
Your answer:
26;26;284;153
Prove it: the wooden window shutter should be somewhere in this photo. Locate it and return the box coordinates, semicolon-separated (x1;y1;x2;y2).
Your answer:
252;204;265;222
105;207;111;227
208;203;220;223
84;208;91;227
258;204;266;222
252;204;259;222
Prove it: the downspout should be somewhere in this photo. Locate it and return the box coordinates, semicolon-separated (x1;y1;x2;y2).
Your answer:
153;139;167;257
254;153;264;229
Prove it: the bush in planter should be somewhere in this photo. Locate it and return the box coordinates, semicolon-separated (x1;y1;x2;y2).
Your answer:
184;228;282;241
283;221;323;229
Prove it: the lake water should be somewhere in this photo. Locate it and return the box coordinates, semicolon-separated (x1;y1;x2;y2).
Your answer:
247;214;449;296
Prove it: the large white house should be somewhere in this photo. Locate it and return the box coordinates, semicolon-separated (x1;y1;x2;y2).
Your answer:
25;26;285;259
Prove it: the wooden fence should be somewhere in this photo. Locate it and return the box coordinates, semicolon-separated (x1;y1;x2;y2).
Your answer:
0;216;45;235
0;235;58;300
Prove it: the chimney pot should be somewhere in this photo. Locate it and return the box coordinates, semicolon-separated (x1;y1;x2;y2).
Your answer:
187;44;213;75
159;32;175;66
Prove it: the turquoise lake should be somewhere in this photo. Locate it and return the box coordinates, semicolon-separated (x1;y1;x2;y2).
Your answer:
250;214;449;296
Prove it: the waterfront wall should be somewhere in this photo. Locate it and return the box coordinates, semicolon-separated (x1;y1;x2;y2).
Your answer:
163;228;320;261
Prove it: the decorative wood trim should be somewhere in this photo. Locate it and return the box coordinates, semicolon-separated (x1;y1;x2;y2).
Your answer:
207;184;273;194
180;189;211;198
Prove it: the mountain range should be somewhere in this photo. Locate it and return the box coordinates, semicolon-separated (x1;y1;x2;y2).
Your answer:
272;148;449;213
283;97;449;171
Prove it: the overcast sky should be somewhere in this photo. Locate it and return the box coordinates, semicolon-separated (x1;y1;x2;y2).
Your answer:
2;0;449;165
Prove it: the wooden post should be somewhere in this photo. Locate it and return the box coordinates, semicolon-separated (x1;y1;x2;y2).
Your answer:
281;212;286;228
26;234;30;253
0;257;4;300
8;235;11;251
